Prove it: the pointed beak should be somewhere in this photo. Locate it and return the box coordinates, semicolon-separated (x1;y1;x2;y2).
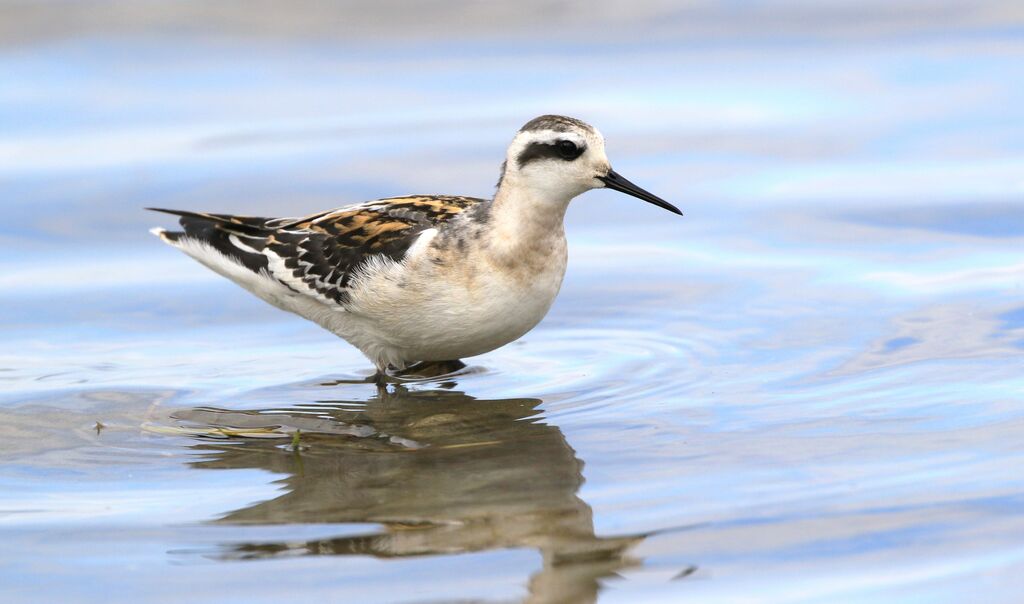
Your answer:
598;169;682;216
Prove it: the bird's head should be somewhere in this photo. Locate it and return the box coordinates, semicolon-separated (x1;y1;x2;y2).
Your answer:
498;115;681;215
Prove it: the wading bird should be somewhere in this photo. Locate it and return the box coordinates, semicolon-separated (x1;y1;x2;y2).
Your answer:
150;115;680;380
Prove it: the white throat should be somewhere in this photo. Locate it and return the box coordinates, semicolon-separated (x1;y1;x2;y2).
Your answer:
487;177;572;261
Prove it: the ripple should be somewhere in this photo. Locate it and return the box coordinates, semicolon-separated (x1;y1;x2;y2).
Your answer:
460;326;716;419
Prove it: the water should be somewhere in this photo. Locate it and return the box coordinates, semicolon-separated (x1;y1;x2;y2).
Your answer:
2;2;1024;602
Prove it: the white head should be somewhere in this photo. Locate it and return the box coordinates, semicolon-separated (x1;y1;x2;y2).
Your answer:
497;115;681;215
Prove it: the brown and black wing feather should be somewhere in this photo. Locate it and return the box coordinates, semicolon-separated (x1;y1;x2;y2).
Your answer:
149;195;484;305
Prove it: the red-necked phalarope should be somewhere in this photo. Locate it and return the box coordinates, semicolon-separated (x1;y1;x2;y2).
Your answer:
150;115;680;378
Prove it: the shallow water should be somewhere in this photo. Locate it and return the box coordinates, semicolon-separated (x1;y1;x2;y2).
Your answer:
2;3;1024;602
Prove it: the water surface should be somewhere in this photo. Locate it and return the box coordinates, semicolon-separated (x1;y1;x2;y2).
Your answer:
2;3;1024;602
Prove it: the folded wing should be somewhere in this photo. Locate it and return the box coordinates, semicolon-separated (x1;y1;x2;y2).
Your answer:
149;195;483;306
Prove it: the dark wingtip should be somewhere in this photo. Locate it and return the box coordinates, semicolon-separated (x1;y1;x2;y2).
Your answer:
146;207;184;216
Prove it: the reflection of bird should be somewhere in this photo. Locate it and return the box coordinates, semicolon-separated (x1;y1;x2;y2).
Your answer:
149;115;680;378
181;385;647;603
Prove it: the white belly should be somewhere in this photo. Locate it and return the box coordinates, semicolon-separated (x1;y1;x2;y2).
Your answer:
299;226;568;368
342;253;566;367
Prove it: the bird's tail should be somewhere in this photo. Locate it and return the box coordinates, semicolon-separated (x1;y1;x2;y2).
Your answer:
146;208;271;273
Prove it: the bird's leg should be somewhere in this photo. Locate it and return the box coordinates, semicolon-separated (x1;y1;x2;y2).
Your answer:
368;362;392;386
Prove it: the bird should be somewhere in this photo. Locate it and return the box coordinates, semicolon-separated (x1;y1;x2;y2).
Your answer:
149;115;681;380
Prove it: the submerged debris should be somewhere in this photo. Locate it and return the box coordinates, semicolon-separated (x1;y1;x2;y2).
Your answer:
287;429;310;453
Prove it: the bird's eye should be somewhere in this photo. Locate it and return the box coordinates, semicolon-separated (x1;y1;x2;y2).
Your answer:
557;140;580;159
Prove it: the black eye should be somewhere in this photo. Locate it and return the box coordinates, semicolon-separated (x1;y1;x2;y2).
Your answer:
557;140;580;159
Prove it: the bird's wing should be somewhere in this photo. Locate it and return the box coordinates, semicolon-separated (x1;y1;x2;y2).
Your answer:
149;195;485;306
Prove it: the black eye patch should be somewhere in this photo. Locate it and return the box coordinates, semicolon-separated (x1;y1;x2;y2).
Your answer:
516;139;586;168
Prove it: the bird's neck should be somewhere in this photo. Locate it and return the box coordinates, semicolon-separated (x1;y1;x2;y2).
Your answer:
485;181;571;264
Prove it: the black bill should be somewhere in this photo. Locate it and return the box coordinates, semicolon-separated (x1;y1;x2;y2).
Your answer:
598;169;682;215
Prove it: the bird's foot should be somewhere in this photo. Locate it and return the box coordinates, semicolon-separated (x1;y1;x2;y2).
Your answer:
391;360;467;380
